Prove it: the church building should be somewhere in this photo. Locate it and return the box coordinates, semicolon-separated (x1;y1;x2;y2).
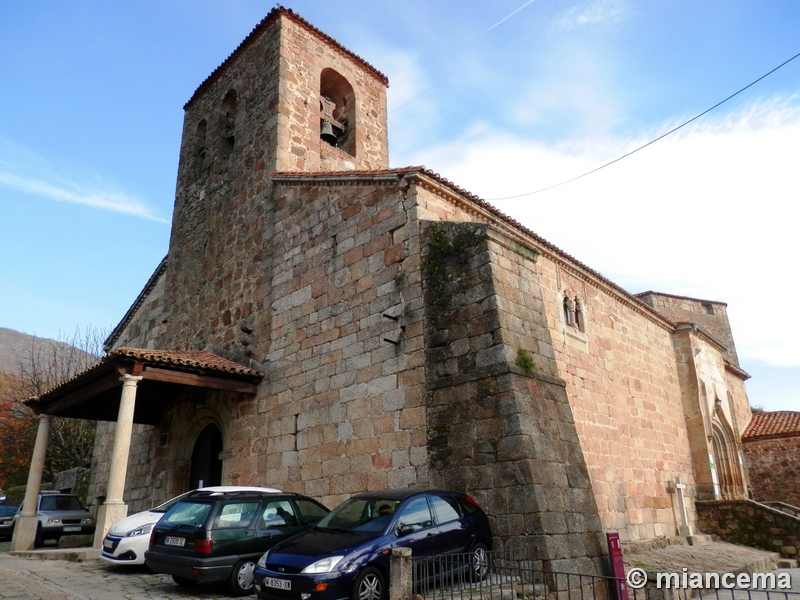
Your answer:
15;8;752;573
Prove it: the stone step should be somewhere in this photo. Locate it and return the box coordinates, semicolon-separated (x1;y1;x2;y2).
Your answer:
777;558;798;568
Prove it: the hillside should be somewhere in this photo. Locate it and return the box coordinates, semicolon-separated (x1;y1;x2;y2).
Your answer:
0;327;99;376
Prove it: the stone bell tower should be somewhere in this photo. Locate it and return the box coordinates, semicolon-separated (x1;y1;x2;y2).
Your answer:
160;7;390;353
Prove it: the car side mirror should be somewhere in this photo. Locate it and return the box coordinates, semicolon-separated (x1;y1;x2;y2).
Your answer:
396;524;414;537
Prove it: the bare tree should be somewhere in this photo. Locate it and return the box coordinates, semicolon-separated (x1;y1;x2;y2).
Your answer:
0;327;106;487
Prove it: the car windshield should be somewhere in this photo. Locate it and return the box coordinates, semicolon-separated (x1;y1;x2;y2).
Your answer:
40;496;84;511
160;501;212;528
316;497;401;535
152;491;194;513
0;506;17;516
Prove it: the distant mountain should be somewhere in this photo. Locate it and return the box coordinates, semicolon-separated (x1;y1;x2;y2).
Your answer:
0;327;97;376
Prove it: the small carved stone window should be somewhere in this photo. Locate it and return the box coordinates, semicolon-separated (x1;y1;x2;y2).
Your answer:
563;292;586;332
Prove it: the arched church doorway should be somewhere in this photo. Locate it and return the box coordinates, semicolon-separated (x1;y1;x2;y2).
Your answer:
189;424;223;489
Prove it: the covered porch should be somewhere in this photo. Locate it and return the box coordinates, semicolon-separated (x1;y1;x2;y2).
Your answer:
10;347;262;551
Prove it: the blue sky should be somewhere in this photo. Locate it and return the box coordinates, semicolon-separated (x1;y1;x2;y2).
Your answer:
1;1;798;411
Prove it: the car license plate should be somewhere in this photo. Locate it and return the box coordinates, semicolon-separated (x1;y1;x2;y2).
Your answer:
264;577;291;590
63;526;81;532
165;536;186;547
103;539;114;549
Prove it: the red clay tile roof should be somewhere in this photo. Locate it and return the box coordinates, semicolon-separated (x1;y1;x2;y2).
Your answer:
34;347;263;402
272;167;676;330
185;6;388;109
111;348;263;377
743;411;800;440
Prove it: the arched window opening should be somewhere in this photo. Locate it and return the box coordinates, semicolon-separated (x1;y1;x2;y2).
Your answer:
194;119;207;178
189;424;223;489
574;297;585;332
219;90;237;158
319;68;355;156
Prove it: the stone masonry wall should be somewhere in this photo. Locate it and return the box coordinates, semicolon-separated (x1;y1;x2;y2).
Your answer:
638;293;740;367
87;421;156;514
421;220;606;574
241;178;427;509
696;499;800;558
537;260;697;541
743;435;800;508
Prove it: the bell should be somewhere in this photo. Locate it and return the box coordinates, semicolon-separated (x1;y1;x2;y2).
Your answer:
320;119;337;145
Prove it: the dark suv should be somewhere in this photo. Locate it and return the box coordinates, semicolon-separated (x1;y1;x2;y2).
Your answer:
146;489;329;596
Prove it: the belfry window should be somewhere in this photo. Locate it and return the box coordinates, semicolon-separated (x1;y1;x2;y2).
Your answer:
194;119;207;178
319;68;355;156
219;89;237;157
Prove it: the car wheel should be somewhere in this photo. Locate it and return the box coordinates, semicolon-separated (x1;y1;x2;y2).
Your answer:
469;542;489;582
34;524;43;548
172;575;198;588
229;559;257;596
352;567;385;600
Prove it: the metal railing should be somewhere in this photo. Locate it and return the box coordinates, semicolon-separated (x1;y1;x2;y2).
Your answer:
410;549;800;600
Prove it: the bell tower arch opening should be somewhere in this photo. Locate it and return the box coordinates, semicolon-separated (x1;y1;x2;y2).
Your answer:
319;68;355;156
219;89;237;159
189;423;223;489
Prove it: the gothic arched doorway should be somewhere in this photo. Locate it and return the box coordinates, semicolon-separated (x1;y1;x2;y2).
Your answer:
189;424;223;489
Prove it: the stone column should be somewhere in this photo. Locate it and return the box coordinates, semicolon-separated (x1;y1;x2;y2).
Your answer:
389;547;412;600
93;374;141;549
10;414;51;551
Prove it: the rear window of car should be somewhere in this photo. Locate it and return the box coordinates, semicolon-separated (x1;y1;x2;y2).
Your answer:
39;495;84;511
214;501;260;529
161;501;213;528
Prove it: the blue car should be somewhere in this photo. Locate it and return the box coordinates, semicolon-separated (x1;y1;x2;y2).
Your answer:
253;489;492;600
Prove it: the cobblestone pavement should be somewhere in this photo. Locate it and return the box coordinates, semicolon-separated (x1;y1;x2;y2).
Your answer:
0;539;797;600
0;542;235;600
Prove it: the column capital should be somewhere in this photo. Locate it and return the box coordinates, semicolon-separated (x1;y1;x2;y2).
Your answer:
120;373;144;386
38;413;52;424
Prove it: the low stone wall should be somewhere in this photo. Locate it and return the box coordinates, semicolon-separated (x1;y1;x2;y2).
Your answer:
695;499;799;558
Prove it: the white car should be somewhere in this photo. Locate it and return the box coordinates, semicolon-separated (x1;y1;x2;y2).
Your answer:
100;486;281;566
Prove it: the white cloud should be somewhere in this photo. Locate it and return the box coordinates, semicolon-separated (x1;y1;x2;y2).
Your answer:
554;0;632;31
401;96;800;368
0;140;167;223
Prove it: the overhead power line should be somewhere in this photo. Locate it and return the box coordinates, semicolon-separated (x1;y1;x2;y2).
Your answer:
489;49;800;201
